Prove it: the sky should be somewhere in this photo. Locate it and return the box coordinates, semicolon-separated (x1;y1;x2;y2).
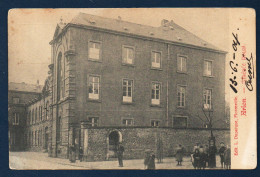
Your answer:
8;8;229;86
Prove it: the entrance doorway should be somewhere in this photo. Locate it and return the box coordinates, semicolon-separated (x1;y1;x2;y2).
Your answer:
108;130;122;158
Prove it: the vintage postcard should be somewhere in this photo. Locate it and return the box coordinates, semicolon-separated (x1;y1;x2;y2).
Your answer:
8;8;256;170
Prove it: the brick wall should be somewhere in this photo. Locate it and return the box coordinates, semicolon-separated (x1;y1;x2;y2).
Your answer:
84;127;230;161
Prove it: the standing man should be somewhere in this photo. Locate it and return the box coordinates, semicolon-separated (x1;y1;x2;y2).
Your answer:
208;140;217;168
219;142;226;168
117;142;125;167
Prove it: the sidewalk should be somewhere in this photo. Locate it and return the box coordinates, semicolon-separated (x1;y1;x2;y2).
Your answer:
9;151;223;170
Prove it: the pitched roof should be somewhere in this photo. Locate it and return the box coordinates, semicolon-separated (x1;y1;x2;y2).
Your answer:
67;12;224;52
8;82;43;93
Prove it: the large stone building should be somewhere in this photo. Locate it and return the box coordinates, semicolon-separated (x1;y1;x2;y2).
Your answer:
9;13;229;161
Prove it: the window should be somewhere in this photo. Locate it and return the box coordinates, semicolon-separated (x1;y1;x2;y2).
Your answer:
177;56;187;72
151;51;161;68
28;111;31;125
151;120;160;127
173;117;187;128
88;76;100;100
89;41;101;60
151;82;161;105
203;89;212;109
122;46;134;64
35;108;38;123
177;86;186;107
57;52;65;101
12;97;19;104
39;106;42;121
122;119;133;126
45;101;49;120
13;113;19;125
89;117;99;127
204;60;213;76
32;109;34;124
123;79;133;103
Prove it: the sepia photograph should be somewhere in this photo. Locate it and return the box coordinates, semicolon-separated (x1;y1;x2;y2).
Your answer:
8;8;256;170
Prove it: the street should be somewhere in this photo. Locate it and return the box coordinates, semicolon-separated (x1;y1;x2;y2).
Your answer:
9;151;224;170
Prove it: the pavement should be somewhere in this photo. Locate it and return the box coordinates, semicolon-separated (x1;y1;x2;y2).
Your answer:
9;151;224;170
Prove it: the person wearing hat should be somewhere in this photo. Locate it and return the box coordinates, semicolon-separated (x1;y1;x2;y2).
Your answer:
147;150;156;170
219;142;226;168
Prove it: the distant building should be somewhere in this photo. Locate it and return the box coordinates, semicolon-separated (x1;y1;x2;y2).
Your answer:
9;13;229;161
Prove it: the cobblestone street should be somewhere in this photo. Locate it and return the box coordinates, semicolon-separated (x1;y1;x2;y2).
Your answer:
9;151;224;170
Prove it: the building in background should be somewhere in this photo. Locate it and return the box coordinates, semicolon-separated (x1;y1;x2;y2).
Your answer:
9;13;229;161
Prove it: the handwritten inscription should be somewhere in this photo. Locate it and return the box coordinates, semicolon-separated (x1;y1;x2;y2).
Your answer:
245;53;254;91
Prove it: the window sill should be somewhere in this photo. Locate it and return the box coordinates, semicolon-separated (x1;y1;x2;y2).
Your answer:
177;71;187;74
122;63;135;67
88;58;102;63
203;75;214;78
150;104;162;108
151;67;163;71
122;101;134;105
177;106;186;109
87;99;101;103
203;108;214;112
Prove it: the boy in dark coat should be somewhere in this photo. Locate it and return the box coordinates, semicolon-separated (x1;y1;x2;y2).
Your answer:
117;143;125;167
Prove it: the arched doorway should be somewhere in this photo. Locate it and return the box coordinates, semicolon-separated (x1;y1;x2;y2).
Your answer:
108;130;122;158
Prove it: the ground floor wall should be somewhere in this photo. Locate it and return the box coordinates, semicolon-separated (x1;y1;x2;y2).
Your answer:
83;127;230;161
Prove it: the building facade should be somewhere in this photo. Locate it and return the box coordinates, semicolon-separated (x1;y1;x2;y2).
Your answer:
9;13;229;161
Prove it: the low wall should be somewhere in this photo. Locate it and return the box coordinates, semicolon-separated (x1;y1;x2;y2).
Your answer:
84;127;230;161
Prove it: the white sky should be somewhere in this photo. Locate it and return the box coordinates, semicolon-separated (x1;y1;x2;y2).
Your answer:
8;8;229;86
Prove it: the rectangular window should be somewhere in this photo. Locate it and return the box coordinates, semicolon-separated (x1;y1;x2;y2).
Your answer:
12;97;19;104
122;46;134;64
177;56;187;72
123;79;133;103
89;41;101;60
151;51;161;68
13;113;19;125
151;120;160;127
89;117;98;127
151;82;160;105
203;89;212;109
177;86;186;107
88;76;100;100
122;119;133;126
173;117;187;128
204;60;213;76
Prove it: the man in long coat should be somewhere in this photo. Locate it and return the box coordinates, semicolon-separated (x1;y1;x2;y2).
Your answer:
117;143;125;167
208;141;217;168
219;142;226;168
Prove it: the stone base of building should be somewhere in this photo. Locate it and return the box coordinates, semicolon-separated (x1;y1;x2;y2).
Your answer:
82;127;230;162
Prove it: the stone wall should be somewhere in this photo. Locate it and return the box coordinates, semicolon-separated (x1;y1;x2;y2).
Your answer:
84;127;230;161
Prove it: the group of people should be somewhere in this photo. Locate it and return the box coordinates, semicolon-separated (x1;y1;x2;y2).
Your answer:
190;142;231;169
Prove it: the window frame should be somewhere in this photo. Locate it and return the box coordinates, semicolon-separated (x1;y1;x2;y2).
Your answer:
177;85;186;108
88;40;102;62
122;118;134;126
88;117;99;127
87;74;101;101
122;45;135;65
172;116;188;128
122;79;134;103
151;81;162;106
203;88;213;110
151;50;162;69
177;54;188;73
203;59;214;77
13;113;19;125
151;120;160;127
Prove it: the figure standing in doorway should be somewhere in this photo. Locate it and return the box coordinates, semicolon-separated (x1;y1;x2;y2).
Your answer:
117;142;124;167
